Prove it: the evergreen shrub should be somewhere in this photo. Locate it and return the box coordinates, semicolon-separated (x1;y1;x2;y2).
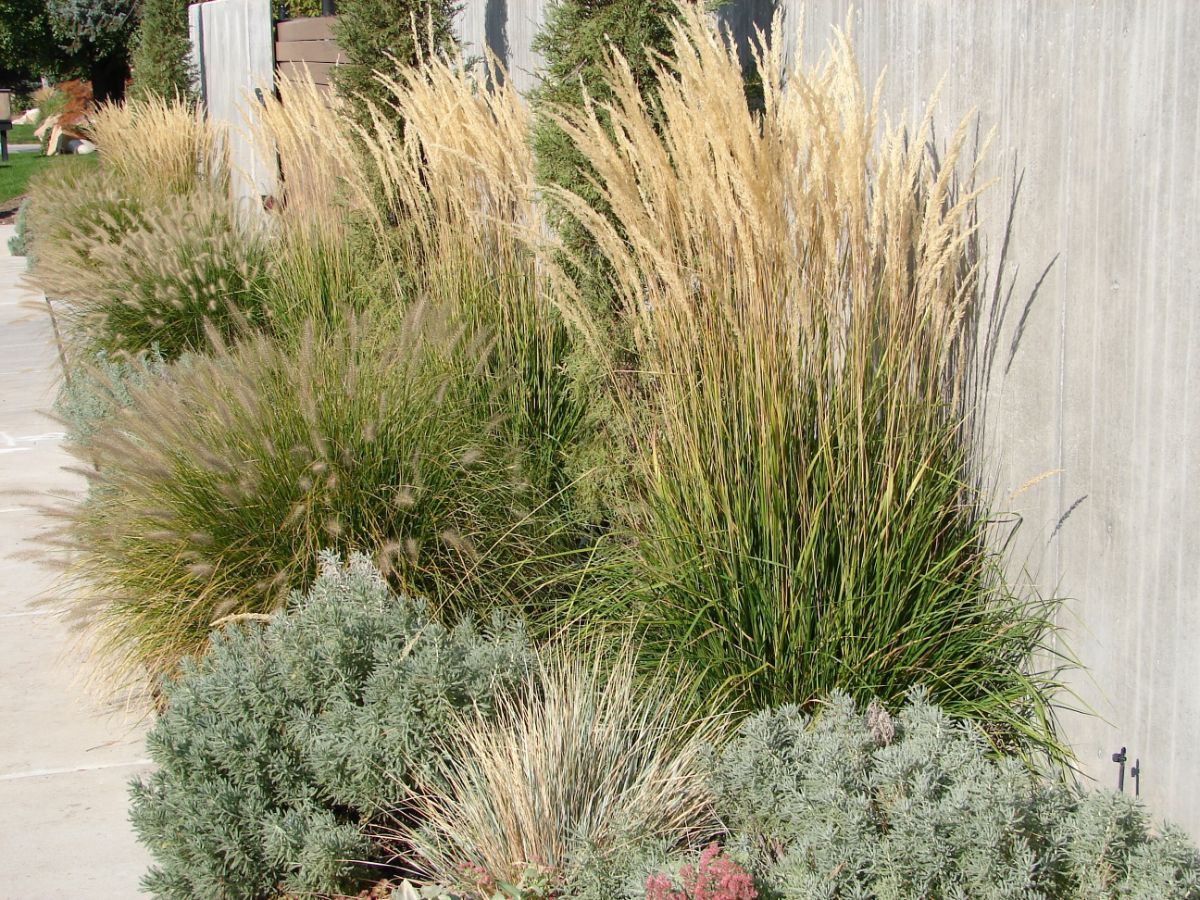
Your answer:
531;0;689;284
127;0;193;101
130;552;532;899
639;692;1200;900
332;0;458;136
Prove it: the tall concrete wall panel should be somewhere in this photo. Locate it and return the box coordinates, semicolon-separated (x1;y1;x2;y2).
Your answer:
777;0;1200;837
189;0;275;212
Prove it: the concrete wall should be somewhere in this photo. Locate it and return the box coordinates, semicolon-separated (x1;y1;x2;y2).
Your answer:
774;0;1200;838
189;0;276;212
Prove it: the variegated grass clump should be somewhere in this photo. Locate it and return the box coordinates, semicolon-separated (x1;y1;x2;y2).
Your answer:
59;305;567;683
403;648;719;894
546;9;1066;759
84;95;226;198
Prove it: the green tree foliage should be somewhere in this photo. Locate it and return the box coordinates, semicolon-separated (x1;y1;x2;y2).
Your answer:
0;0;57;89
530;0;698;307
130;552;532;899
128;0;193;101
332;0;459;135
47;0;136;100
0;0;135;100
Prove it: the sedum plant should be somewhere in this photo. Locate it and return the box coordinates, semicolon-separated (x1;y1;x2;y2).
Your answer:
130;552;532;899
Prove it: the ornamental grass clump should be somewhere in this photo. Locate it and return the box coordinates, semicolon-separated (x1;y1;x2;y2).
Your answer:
84;94;225;197
60;304;565;682
352;52;588;515
403;649;720;895
24;164;146;287
48;188;270;360
130;552;532;899
250;75;389;335
545;9;1064;756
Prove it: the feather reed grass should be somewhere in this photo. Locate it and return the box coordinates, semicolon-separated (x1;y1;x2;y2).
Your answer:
349;51;590;518
84;95;226;198
250;75;391;335
402;646;720;892
544;9;1067;760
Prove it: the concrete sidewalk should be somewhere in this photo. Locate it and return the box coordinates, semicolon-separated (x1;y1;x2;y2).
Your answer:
0;224;152;897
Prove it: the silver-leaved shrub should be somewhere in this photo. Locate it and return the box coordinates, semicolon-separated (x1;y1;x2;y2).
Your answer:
129;552;531;899
707;692;1200;900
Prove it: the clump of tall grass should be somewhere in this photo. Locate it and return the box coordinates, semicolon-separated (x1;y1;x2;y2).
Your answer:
84;95;226;197
250;76;386;335
24;164;146;282
59;305;568;683
546;10;1065;758
403;648;719;894
29;186;268;361
351;52;590;516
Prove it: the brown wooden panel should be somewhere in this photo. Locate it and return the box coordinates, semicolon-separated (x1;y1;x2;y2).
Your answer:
276;40;344;64
278;59;338;87
276;16;336;41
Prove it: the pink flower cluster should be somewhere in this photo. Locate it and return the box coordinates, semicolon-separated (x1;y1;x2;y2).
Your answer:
644;844;757;900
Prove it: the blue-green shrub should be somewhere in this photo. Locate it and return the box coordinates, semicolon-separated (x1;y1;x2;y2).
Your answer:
54;346;168;447
713;693;1199;899
130;552;532;899
564;692;1200;899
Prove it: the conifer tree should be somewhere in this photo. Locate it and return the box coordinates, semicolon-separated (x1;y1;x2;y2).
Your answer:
332;0;459;135
128;0;193;101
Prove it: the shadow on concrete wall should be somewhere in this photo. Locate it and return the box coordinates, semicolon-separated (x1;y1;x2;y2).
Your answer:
484;0;509;84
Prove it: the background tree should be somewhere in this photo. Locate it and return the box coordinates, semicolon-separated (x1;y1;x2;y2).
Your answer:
530;0;705;304
0;0;136;102
128;0;194;101
332;0;459;135
0;0;58;93
47;0;137;102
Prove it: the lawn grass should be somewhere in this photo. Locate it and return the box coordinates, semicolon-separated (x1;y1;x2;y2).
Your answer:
0;151;96;204
9;123;38;144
